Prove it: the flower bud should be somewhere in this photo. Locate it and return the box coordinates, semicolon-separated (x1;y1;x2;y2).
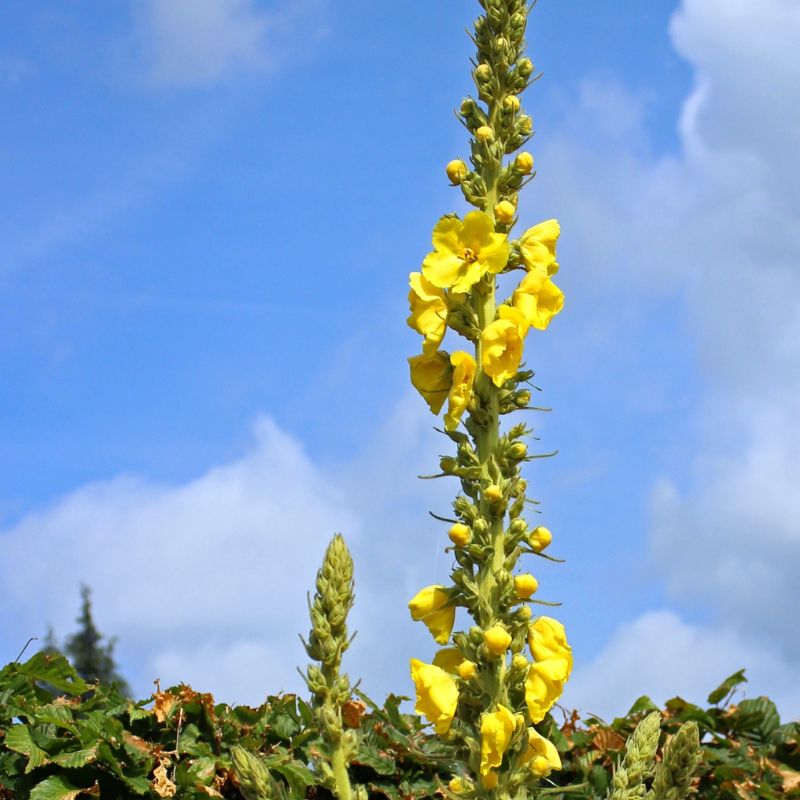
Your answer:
448;777;464;794
475;125;495;144
473;517;489;536
509;518;527;537
448;523;472;547
509;442;528;460
504;95;520;113
460;98;477;116
516;605;532;621
474;64;492;82
485;484;503;504
458;660;478;680
529;526;553;553
518;115;533;135
446;159;469;185
494;200;516;224
440;456;457;473
484;625;512;656
511;654;528;671
517;58;534;78
515;151;534;174
514;574;539;599
495;36;509;53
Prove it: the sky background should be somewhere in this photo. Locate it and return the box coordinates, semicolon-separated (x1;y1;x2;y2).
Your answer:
1;0;799;721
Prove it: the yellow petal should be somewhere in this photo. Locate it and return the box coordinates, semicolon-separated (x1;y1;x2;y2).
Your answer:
479;705;516;775
524;657;570;723
431;215;464;256
409;584;449;617
408;273;449;354
519;728;562;777
528;616;572;666
519;219;560;273
444;350;477;431
481;319;524;387
433;647;464;674
410;658;459;735
408;352;452;414
423;606;457;644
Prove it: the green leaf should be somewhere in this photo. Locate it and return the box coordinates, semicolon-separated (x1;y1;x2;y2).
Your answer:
354;745;397;776
29;775;94;800
18;652;89;696
269;760;317;796
4;725;51;773
627;695;660;716
733;697;781;743
51;747;99;769
708;669;747;705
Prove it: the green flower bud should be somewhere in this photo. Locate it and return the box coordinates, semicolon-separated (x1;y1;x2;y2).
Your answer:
517;58;534;78
232;746;273;800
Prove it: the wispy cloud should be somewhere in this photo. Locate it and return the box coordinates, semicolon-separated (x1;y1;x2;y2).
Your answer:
134;0;328;88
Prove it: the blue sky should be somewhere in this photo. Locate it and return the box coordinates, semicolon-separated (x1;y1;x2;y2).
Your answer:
1;0;798;720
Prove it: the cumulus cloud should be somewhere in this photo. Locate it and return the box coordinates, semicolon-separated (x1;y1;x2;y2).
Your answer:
564;611;800;722
0;400;453;704
0;418;359;701
135;0;327;87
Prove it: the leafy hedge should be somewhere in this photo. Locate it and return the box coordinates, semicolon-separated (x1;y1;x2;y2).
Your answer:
1;653;797;799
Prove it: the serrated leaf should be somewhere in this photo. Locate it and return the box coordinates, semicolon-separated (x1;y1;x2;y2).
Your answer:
708;669;748;705
354;745;397;776
51;747;98;768
4;725;52;772
18;652;89;696
29;775;95;800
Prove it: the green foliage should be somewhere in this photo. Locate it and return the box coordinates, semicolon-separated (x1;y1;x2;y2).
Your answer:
0;655;797;799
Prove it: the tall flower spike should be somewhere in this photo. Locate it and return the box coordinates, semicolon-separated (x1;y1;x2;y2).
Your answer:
405;0;571;794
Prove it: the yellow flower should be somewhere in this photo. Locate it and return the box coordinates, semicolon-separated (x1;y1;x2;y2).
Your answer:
422;212;510;294
518;219;560;274
528;526;552;552
480;705;516;776
524;657;571;723
407;273;448;354
519;728;562;778
481;316;524;387
408;585;456;644
514;574;539;599
528;616;572;664
410;659;459;735
408;352;452;414
444;351;477;431
433;647;464;674
484;626;512;656
448;523;471;547
512;270;564;331
446;159;469;185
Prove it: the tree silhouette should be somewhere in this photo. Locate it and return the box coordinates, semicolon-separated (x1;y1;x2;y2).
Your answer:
62;584;131;696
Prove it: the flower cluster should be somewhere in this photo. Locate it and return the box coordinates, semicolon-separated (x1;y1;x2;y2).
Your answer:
403;0;572;797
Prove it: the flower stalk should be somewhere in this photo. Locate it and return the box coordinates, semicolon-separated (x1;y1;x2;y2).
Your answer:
302;534;357;800
406;1;570;798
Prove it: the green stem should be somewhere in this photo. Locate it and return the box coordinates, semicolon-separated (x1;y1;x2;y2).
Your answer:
330;741;352;800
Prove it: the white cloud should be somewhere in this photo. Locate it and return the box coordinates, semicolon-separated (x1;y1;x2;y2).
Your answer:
525;0;800;664
0;401;454;704
0;417;359;700
564;611;800;722
136;0;327;87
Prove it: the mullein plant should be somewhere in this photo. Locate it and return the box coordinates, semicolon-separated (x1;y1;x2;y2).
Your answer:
406;0;571;797
301;535;362;800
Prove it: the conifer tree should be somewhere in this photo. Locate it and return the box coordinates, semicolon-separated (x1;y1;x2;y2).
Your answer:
63;584;131;696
